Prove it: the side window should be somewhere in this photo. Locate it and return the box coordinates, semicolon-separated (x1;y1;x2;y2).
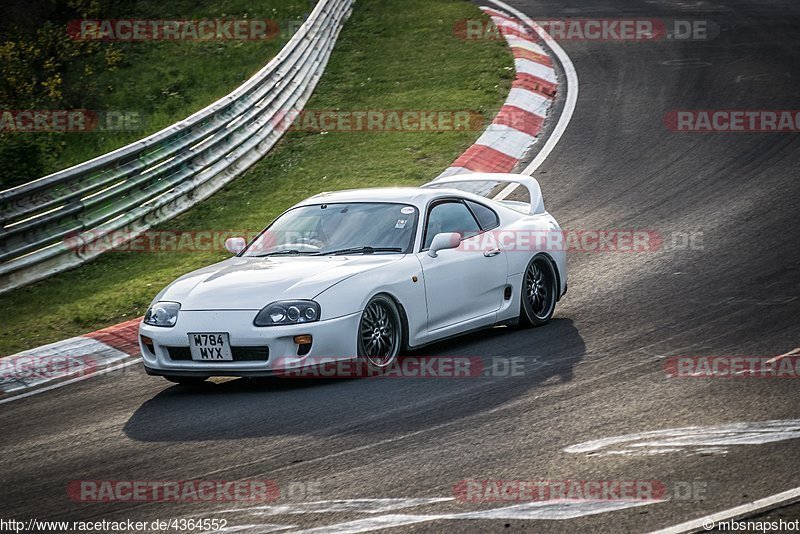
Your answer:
423;201;481;249
465;200;500;230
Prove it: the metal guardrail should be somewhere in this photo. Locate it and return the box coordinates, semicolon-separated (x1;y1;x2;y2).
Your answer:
0;0;354;294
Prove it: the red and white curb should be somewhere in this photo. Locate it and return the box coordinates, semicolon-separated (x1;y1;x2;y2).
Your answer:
0;318;142;403
438;4;559;178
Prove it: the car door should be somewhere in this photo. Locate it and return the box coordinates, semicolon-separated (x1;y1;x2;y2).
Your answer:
416;199;508;333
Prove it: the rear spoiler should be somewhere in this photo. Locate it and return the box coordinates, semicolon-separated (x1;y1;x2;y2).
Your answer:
422;173;545;214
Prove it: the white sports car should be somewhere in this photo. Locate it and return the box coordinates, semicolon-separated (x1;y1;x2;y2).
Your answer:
139;173;567;384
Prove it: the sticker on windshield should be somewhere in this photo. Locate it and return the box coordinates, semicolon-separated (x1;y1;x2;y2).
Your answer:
395;219;408;229
400;207;415;214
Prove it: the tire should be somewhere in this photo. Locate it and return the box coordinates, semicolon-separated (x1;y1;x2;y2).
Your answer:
519;254;558;327
357;294;403;372
163;376;209;385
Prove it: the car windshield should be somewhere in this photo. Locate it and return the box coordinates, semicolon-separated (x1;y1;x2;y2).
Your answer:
242;202;418;257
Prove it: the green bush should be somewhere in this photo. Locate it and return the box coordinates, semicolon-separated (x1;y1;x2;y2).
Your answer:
0;0;305;190
0;0;117;188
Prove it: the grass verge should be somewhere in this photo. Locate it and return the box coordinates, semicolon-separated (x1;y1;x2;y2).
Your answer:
0;0;513;356
0;0;309;188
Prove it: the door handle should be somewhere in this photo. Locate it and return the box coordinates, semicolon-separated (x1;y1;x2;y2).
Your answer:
483;249;501;257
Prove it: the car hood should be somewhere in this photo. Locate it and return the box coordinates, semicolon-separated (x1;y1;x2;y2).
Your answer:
158;255;404;311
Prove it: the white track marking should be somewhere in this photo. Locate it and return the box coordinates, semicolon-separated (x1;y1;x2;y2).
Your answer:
475;125;536;159
505;88;552;116
649;486;800;534
0;358;139;406
216;498;454;517
564;420;800;456
289;499;660;533
514;59;559;82
486;0;579;177
492;182;522;201
455;499;659;520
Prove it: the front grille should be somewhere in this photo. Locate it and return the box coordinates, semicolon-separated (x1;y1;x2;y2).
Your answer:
166;347;191;360
232;346;270;361
166;346;269;362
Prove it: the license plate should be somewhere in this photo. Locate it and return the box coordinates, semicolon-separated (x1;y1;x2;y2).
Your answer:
189;333;233;361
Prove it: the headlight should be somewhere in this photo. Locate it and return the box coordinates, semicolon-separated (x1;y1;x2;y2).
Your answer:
143;301;181;327
254;300;320;326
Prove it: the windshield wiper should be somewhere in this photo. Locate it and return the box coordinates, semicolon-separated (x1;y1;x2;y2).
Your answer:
315;246;403;256
251;249;317;257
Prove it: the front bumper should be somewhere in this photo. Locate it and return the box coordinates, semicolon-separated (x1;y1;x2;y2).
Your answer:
139;310;361;377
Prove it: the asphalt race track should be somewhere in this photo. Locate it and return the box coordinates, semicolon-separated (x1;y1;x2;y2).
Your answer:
2;0;799;532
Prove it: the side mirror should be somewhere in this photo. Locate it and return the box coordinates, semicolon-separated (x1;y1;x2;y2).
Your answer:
427;232;461;258
225;237;246;254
